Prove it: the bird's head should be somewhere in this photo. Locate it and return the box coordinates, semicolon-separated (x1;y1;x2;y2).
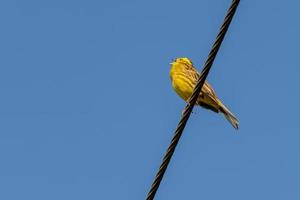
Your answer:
169;57;195;81
170;57;194;68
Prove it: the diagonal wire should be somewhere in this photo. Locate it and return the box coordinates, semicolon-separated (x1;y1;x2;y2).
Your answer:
146;0;240;199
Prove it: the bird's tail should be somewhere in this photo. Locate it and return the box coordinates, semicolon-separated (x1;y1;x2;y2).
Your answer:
218;101;239;130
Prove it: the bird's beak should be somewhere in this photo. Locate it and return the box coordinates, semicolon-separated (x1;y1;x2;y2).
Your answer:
170;62;174;65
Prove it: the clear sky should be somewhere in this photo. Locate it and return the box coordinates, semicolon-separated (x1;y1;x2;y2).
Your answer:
0;0;299;199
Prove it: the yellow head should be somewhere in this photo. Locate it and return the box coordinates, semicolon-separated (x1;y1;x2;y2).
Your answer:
171;57;193;66
170;57;194;79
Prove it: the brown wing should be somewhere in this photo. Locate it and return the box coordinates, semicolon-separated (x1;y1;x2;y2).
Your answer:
191;69;220;112
185;66;218;97
184;66;198;85
199;82;220;112
183;64;220;112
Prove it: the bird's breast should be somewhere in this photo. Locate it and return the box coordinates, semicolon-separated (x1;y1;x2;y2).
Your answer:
171;73;195;101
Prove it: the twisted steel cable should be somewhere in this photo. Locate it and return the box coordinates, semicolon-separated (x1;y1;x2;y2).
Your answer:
146;0;240;199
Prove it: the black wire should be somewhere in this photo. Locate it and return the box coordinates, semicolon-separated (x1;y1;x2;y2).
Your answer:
146;0;240;199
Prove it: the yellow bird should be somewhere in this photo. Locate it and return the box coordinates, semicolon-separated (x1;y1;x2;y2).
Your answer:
170;57;239;129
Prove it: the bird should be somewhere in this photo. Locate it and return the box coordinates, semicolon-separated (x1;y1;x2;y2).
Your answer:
169;57;239;129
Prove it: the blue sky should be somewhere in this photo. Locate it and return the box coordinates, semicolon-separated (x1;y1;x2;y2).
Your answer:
0;0;300;199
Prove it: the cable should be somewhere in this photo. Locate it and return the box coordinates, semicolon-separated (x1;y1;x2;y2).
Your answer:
146;0;240;199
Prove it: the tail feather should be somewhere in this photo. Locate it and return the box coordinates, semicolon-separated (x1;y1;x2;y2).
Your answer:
219;102;239;130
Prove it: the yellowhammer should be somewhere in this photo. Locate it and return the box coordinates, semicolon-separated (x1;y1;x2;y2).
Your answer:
170;57;239;129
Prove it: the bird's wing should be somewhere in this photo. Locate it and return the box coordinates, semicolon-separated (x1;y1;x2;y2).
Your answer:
194;70;220;109
184;65;220;112
202;81;218;98
192;69;218;98
184;65;218;98
184;67;198;85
